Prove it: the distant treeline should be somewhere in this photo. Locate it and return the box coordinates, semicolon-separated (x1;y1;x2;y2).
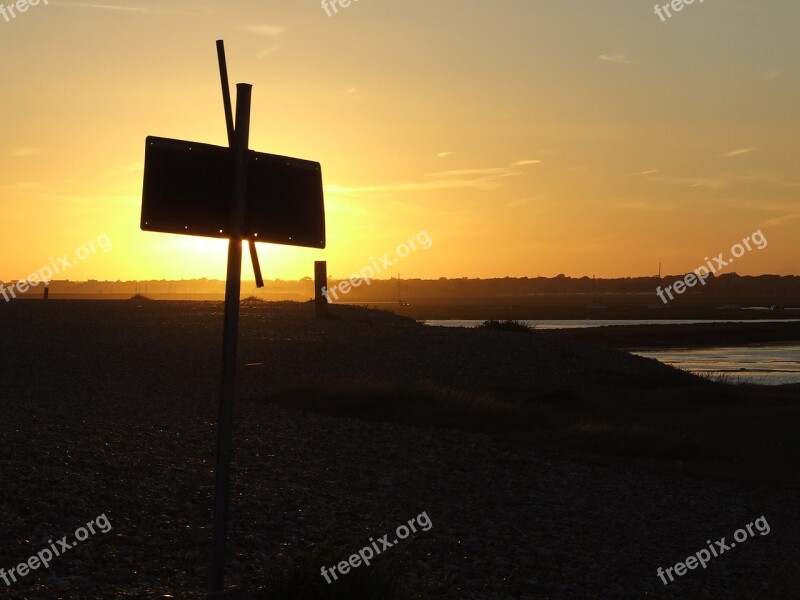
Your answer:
345;273;798;299
4;274;798;305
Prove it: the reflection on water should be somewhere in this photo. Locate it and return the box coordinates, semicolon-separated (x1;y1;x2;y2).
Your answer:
630;344;800;386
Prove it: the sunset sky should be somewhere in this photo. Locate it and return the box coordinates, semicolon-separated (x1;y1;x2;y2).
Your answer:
1;0;798;282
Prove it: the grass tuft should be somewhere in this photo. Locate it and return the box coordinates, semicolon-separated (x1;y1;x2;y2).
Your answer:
479;319;535;333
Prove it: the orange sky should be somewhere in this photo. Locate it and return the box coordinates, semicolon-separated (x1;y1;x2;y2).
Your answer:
1;0;798;282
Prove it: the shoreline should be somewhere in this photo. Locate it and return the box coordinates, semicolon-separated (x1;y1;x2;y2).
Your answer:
539;320;800;348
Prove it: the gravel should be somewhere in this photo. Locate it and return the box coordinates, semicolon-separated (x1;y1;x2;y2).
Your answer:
0;300;797;599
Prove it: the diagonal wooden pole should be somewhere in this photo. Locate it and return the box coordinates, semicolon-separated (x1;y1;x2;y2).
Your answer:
216;41;235;147
209;80;252;595
217;40;264;290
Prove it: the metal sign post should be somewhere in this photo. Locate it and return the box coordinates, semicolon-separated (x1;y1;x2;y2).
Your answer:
139;40;326;596
209;80;251;595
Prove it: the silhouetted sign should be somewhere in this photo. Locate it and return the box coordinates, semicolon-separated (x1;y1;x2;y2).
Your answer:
141;136;325;248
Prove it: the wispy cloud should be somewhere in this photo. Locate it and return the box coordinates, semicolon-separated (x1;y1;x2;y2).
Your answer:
511;159;542;167
4;184;137;206
10;148;40;157
647;172;799;195
6;182;41;191
506;198;531;208
240;24;285;36
437;152;453;158
329;159;540;197
765;212;800;227
598;53;633;65
61;3;147;12
718;147;758;158
644;174;723;190
326;177;504;196
426;167;513;179
329;170;515;196
631;169;659;177
239;24;286;58
59;3;212;16
616;200;675;212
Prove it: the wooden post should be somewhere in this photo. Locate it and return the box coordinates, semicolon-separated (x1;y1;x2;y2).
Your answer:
315;260;328;317
43;284;49;301
209;82;252;595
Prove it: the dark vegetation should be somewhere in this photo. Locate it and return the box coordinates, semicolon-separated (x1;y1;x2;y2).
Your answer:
267;377;800;486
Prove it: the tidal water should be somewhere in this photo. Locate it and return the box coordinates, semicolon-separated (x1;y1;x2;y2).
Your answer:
424;320;800;385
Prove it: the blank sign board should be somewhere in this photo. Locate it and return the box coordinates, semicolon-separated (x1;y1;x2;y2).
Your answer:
141;136;325;248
